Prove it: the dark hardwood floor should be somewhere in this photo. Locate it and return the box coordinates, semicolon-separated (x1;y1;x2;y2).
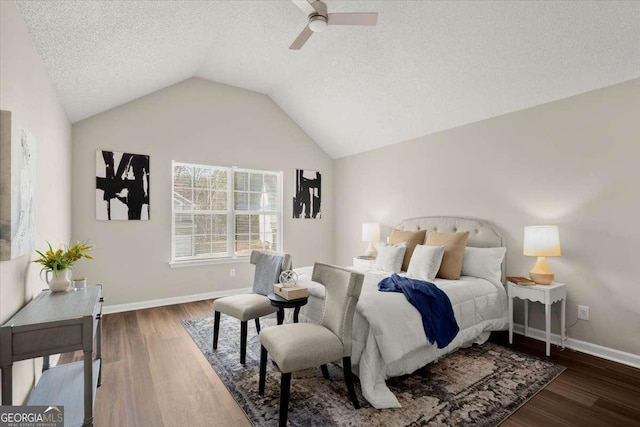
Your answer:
60;300;640;426
491;331;640;427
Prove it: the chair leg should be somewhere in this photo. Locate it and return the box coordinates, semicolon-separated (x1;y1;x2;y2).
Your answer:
343;357;359;409
255;318;261;334
259;346;267;396
279;372;292;427
320;364;330;379
240;321;248;364
213;311;220;350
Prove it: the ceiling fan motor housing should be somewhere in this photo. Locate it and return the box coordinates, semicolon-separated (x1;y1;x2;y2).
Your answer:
308;1;328;32
310;1;328;16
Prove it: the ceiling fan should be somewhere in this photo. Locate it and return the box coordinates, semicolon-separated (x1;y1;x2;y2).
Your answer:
290;0;378;50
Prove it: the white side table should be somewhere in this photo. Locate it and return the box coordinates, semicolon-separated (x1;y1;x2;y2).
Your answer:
508;281;566;356
352;257;376;269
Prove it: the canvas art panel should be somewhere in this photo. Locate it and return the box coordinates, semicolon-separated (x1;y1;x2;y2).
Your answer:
293;169;321;219
0;110;38;261
96;150;150;220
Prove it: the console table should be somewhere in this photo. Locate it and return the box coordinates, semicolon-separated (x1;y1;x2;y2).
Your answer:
0;285;103;427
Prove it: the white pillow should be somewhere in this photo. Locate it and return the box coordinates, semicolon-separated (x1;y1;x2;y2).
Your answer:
406;245;445;281
461;246;507;284
375;242;406;273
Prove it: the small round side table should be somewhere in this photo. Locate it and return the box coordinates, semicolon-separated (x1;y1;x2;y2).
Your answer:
267;292;308;324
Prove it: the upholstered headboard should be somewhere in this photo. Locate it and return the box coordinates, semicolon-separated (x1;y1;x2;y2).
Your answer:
394;216;506;283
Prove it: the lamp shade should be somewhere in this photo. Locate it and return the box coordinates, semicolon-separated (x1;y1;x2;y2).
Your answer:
523;226;561;257
362;223;381;242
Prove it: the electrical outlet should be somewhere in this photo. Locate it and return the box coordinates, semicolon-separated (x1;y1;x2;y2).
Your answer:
578;305;590;321
230;269;236;277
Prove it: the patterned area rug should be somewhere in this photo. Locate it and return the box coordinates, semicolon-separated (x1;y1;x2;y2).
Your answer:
182;316;565;426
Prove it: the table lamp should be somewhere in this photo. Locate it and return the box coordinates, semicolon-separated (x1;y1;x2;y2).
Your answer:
523;225;561;285
362;223;381;258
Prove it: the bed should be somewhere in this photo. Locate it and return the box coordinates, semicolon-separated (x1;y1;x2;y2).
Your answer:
293;216;509;409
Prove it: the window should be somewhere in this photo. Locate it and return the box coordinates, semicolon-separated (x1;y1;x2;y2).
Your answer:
172;162;282;264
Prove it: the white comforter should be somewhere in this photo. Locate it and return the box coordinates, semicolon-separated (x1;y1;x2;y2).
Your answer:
293;266;508;409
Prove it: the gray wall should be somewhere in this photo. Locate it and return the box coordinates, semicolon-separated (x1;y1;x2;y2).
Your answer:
71;77;334;307
0;2;72;403
335;79;640;356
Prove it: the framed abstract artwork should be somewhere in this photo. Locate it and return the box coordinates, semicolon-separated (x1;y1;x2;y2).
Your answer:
96;150;150;220
293;169;321;219
0;110;38;260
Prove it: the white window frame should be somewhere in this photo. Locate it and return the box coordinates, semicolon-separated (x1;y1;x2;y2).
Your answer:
170;161;283;267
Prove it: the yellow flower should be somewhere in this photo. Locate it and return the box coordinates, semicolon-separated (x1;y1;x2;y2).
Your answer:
33;241;94;274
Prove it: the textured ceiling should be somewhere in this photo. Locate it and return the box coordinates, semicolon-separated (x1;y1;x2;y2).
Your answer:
16;1;640;158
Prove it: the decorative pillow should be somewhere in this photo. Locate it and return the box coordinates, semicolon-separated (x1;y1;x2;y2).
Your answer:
406;245;445;281
425;231;469;280
462;246;507;285
375;242;407;273
388;229;427;272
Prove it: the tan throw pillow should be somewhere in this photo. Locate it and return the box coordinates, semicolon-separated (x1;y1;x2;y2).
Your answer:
389;229;427;271
425;231;470;280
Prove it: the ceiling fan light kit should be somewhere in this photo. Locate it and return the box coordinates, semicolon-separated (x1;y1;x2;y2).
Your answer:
290;0;378;50
309;15;328;32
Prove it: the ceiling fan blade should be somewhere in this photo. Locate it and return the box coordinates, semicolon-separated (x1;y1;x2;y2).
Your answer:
290;25;313;50
328;12;378;26
292;0;317;16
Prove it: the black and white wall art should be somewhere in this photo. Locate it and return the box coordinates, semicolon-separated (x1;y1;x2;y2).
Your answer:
96;150;150;220
293;169;321;219
0;110;37;260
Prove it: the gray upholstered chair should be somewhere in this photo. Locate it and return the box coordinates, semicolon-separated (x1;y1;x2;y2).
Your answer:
213;250;292;364
258;263;364;427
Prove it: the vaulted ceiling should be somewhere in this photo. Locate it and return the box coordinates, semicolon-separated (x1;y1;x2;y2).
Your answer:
16;1;640;158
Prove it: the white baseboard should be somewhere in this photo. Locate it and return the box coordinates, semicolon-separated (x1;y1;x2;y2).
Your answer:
102;287;252;315
513;323;640;369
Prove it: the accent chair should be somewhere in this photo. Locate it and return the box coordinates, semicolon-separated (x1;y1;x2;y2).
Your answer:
258;262;364;427
213;250;292;364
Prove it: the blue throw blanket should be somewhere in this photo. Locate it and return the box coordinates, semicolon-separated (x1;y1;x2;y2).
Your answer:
378;274;459;349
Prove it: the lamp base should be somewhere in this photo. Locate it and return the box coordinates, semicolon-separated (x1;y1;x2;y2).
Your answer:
365;241;377;258
530;271;554;285
529;256;554;285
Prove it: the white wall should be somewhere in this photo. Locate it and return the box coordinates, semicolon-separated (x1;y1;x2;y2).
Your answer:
335;79;640;356
0;1;72;403
71;77;334;307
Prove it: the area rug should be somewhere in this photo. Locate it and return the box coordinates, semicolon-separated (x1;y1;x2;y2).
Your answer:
182;316;565;426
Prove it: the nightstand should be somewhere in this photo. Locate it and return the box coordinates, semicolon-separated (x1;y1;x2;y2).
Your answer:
352;257;376;269
508;281;566;356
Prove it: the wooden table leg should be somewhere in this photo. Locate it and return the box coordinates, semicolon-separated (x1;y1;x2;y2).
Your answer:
293;307;301;323
277;309;284;325
545;303;551;356
96;313;102;387
1;326;12;405
84;349;93;426
524;300;529;337
83;315;94;426
508;296;513;344
1;364;12;405
561;298;566;349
